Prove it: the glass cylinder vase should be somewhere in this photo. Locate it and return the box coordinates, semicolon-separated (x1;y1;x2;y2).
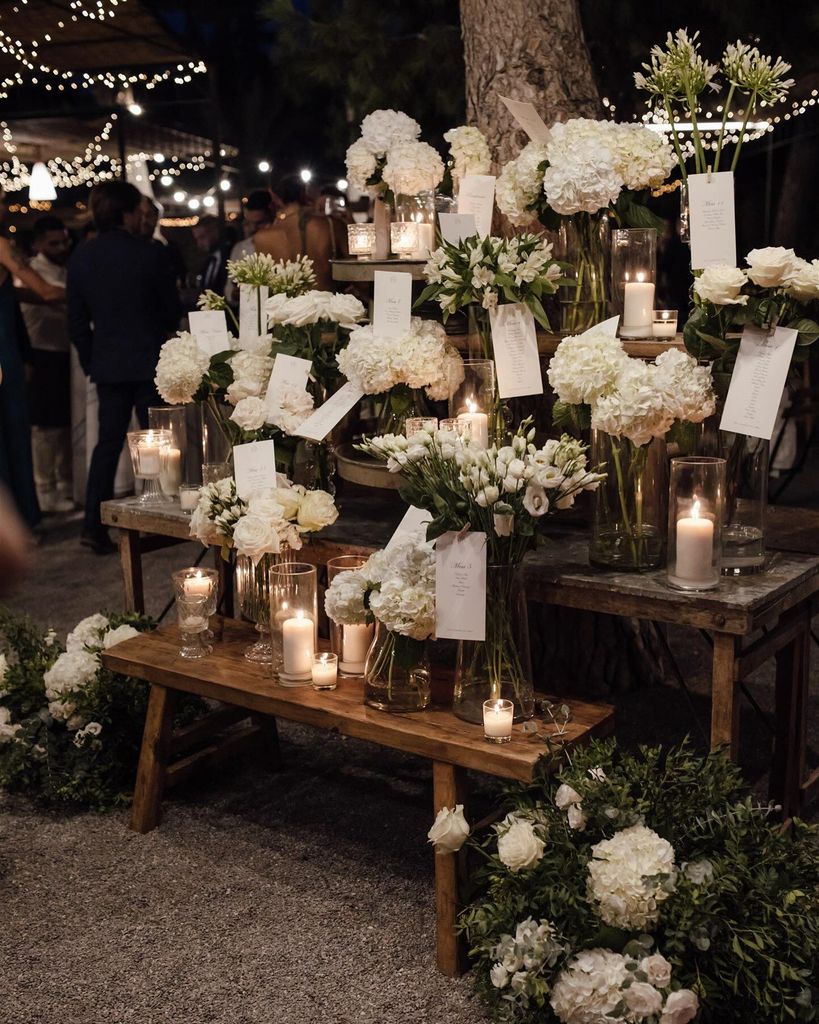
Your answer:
667;457;726;591
589;430;667;572
327;555;375;677
149;405;188;496
269;561;318;685
236;552;279;664
364;623;431;712
377;385;435;437
449;358;500;448
452;563;534;724
611;228;657;339
293;440;337;495
393;191;436;259
557;214;611;334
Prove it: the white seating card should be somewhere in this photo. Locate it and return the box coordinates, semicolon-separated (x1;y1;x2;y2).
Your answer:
264;353;313;413
239;283;270;339
490;302;543;399
295;381;364;441
499;96;552;144
233;439;277;500
688;171;737;270
719;325;798;440
586;314;620;338
457;175;496;239
188;310;231;357
373;271;412;338
438;212;478;246
435;531;487;642
385;505;433;551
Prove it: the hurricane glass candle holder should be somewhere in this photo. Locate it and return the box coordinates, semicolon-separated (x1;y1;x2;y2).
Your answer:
390;220;419;259
175;592;212;659
269;562;318;685
449;359;495;448
127;429;173;504
667;457;726;591
149;406;188;493
172;568;218;641
652;310;678;339
327;555;374;676
347;223;376;258
393;191;436;258
611;228;657;339
483;698;514;743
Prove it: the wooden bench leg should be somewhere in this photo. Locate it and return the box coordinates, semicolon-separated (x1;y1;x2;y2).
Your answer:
711;632;740;758
771;609;810;819
252;712;283;769
432;761;467;978
131;684;176;834
117;528;145;615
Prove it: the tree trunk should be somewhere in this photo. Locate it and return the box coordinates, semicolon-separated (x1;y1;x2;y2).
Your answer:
460;0;602;166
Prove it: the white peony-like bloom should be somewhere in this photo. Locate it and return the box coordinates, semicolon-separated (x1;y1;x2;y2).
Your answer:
496;141;548;225
660;989;699;1024
266;386;314;435
228;350;274;395
0;705;21;744
444;125;492;183
265;289;365;329
624;981;664;1018
786;257;819;301
230;396;268;433
101;624;140;649
587;823;677;931
640;953;673;989
496;814;546;872
327;292;367;328
427;804;470;853
345;137;378;191
154;332;210;405
548;331;630;406
360;108;421;156
745;246;799;288
550;948;630;1024
382;140;445;195
226;375;264;405
43;648;100;701
296;489;339;533
232;511;282;565
66;612;110;652
693;265;748;305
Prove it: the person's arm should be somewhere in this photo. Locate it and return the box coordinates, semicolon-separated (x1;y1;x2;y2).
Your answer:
66;258;93;374
0;238;64;301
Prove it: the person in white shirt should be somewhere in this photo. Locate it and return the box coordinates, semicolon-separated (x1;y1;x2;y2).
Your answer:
223;189;275;307
20;215;72;512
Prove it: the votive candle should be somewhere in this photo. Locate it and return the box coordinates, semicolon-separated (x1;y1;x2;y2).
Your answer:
347;223;376;258
179;484;200;511
311;652;338;690
341;622;374;674
483;699;514;743
652;310;678;338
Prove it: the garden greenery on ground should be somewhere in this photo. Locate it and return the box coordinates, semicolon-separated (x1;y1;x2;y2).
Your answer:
455;740;819;1024
0;610;202;810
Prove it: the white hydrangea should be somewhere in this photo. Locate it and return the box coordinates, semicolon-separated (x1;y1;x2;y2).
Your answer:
360;108;421;156
550;948;630;1024
444;125;492;183
66;613;110;653
591;360;672;447
653;348;716;424
43;648;100;702
548;331;630;406
0;705;22;744
496;141;548;225
611;123;676;191
101;624;140;649
382;140;445;195
786;258;819;301
324;568;370;626
586;824;677;931
542;120;624;215
266;386;315;435
155;332;210;405
345;137;378;191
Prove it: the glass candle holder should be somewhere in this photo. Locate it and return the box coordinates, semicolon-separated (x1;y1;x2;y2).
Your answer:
449;359;495;448
390;220;419;260
311;652;338;691
127;429;173;504
269;561;318;685
667;457;726;591
149;406;187;491
175;592;212;659
652;310;678;339
327;555;374;676
483;698;514;744
179;483;201;512
438;418;459;433
394;191;436;258
347;223;376;258
611;228;657;339
405;417;438;437
202;461;230;485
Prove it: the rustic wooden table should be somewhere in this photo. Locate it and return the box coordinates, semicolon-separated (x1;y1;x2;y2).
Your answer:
102;619;614;976
100;497;819;818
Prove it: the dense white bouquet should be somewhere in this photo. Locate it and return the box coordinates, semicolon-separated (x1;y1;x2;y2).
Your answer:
265;290;365;329
444;125;492;185
382;139;445;195
155;332;211;404
345;108;424;195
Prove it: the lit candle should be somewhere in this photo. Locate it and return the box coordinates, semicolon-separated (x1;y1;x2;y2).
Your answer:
160;447;182;494
457;400;489;448
390;221;419;258
621;272;655;339
179;485;200;511
183;571;212;600
282;611;314;680
311;652;338;690
674;499;715;585
138;443;161;477
347;223;375;257
414;222;435;258
341;622;374;674
483;698;514;743
652;310;678;339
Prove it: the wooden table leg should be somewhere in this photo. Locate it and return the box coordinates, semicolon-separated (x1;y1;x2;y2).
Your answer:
216;549;234;619
711;632;740;758
117;528;145;615
251;712;283;770
131;684;176;834
432;760;467;978
771;608;810;819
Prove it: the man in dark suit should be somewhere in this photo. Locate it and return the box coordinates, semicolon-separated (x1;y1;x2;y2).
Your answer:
192;215;232;297
68;181;181;553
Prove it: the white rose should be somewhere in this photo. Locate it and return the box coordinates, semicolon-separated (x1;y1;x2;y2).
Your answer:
427;804;470;854
101;624;140;649
745;246;799;288
554;783;582;808
497;815;545;872
624;981;663;1018
264;485;302;521
296;490;338;532
567;804;587;830
327;292;366;328
682;858;714;886
66;612;110;652
693;265;749;305
230;396;268;432
640;954;672;989
661;989;699;1024
232;513;280;564
785;258;819;301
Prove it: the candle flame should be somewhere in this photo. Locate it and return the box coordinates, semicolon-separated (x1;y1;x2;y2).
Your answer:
467;398;477;413
636;271;645;283
296;609;304;619
692;499;701;519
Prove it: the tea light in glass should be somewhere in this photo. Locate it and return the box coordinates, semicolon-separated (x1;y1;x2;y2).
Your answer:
405;417;438;437
127;429;173;504
175;592;212;659
438;418;459;433
390;220;419;259
483;698;514;743
311;652;338;690
653;310;678;339
347;223;376;258
179;484;201;512
667;457;726;591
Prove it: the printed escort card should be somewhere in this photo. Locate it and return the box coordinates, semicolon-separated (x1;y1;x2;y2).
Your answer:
372;270;412;338
295;381;364;441
385;505;433;552
239;283;270;340
489;302;543;399
264;353;312;413
188;310;231;357
438;212;478;246
499;95;552;144
457;174;496;238
590;314;620;338
688;171;737;270
719;324;798;440
435;531;487;642
233;439;277;500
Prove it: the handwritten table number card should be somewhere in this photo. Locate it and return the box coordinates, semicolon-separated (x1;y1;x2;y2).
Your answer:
435;531;487;642
688;171;737;270
373;270;412;338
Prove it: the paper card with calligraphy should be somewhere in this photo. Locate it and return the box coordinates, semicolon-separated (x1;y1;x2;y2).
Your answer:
489;302;543;399
435;531;487;641
233;439;277;500
372;271;412;338
688;171;737;270
719;324;797;439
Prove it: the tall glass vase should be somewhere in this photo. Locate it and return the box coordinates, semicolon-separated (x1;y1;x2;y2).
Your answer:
293;440;337;495
557;214;611;334
589;431;667;572
364;623;431;712
236;547;293;663
452;563;534;724
377;385;434;436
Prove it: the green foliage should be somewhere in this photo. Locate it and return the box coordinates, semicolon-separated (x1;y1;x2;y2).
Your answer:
462;739;819;1023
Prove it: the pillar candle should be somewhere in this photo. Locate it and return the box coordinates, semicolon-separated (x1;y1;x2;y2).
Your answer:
414;223;435;258
160;448;182;494
138;444;161;476
341;622;374;672
282;613;314;678
621;276;655;338
457;405;489;448
675;501;714;583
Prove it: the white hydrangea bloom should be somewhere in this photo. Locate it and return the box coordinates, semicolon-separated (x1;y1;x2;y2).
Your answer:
360;108;420;156
382;140;445;195
496;141;548;225
43;648;100;701
155;333;210;405
444;125;492;183
345;137;378;191
548;331;630;406
66;613;110;653
550;948;630;1024
591;360;675;447
653;348;716;424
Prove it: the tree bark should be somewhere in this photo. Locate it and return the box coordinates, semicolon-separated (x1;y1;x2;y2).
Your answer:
460;0;602;166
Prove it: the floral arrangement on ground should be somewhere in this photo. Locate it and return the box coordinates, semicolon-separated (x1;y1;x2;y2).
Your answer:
444;739;819;1024
0;610;203;810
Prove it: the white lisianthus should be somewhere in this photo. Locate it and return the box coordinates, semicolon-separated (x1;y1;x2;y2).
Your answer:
296;490;339;533
745;246;799;288
693;265;749;305
661;990;699;1024
0;706;22;744
522;484;549;517
382;140;445;195
427;804;470;854
154;332;210;404
360;108;421;156
550;948;630;1024
232;512;282;565
496;814;545;872
345;137;378;191
230;396;268;433
587;824;677;931
785;258;819;301
444;125;492;183
66;613;110;652
101;624;140;649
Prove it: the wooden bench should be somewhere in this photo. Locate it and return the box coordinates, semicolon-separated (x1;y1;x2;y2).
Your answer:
102;619;614;976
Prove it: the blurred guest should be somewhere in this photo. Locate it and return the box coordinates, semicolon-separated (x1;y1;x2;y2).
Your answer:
139;195;186;288
0;484;31;594
224;189;275;305
0;190;64;531
20;215;73;513
193;214;231;296
68;181;180;554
